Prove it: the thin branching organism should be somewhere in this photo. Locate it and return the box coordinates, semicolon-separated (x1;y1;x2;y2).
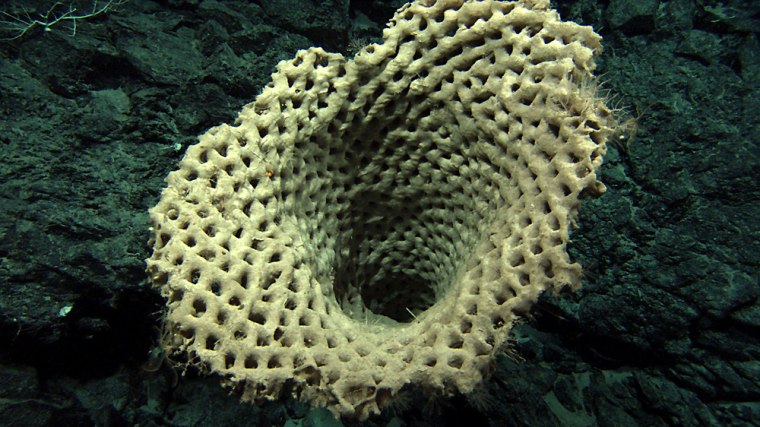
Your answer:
0;0;125;40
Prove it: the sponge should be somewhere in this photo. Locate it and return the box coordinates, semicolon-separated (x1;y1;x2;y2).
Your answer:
147;0;614;419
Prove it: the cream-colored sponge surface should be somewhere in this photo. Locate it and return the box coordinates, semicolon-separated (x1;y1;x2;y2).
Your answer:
147;0;614;419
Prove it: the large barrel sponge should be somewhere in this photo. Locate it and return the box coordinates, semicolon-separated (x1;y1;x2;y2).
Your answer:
147;0;615;420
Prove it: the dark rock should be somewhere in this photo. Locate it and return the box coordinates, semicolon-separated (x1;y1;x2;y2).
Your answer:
607;0;659;34
258;0;350;50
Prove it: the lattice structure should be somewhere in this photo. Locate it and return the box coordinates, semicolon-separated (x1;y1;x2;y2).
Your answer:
147;0;614;419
